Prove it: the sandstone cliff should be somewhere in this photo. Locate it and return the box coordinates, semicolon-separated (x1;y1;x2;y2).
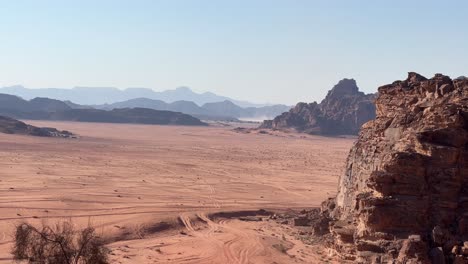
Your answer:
320;73;468;263
260;79;376;135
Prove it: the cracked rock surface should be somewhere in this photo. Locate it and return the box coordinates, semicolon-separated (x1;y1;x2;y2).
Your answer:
320;73;468;263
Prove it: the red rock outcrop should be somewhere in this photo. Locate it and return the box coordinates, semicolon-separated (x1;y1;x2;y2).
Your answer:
319;73;468;263
260;79;376;135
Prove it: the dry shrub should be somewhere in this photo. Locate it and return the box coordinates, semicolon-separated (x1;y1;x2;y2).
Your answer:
12;221;109;264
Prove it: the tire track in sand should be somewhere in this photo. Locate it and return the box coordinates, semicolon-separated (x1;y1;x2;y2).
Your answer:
197;213;239;264
219;218;264;264
198;213;264;264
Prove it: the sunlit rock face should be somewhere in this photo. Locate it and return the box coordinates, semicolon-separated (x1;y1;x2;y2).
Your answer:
321;73;468;263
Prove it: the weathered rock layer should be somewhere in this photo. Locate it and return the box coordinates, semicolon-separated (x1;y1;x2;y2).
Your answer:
320;73;468;263
260;79;376;135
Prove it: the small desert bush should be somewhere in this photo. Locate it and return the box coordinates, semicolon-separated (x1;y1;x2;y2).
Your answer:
12;221;109;264
272;243;289;254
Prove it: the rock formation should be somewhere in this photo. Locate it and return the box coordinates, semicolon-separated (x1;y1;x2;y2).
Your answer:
0;115;73;137
319;73;468;263
260;79;376;135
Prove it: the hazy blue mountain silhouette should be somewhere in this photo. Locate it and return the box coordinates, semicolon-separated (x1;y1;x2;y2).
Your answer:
0;85;268;107
96;98;291;120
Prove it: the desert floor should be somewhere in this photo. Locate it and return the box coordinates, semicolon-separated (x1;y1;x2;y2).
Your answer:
0;121;354;263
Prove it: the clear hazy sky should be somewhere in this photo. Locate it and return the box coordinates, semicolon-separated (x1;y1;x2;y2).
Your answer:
0;0;467;105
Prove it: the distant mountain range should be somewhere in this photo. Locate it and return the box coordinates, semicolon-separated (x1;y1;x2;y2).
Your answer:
0;94;207;126
0;85;291;121
0;85;269;108
95;98;291;121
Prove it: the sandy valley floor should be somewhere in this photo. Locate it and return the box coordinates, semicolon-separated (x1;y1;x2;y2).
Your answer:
0;121;354;263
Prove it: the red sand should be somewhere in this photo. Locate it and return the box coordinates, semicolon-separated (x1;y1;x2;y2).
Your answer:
0;121;354;263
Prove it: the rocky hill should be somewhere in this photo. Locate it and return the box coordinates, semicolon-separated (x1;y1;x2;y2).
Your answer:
0;115;73;137
260;79;376;135
317;73;468;263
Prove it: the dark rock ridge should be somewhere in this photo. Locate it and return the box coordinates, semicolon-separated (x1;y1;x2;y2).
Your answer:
260;79;376;135
47;108;208;126
0;94;207;126
318;73;468;263
0;116;73;137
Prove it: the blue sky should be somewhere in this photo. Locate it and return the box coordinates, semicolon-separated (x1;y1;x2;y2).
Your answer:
0;0;467;104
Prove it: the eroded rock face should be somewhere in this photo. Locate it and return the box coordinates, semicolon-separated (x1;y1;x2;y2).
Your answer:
321;73;468;263
260;79;376;135
320;79;376;135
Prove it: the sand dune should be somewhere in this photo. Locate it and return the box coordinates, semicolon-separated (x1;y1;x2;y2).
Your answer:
0;121;353;263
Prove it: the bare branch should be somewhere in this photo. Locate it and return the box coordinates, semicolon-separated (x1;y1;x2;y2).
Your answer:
12;221;109;264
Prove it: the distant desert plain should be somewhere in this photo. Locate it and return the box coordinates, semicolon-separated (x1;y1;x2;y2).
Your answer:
0;121;354;263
